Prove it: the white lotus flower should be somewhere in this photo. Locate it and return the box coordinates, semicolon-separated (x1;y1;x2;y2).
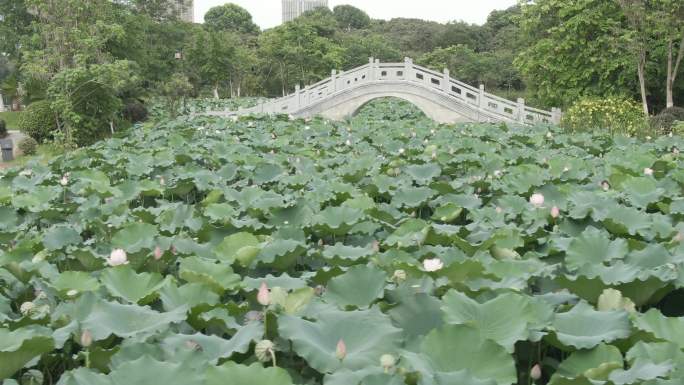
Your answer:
346;139;351;146
67;289;79;297
80;329;93;347
644;168;654;176
423;258;444;272
108;249;129;266
398;148;405;155
529;193;545;207
60;175;69;186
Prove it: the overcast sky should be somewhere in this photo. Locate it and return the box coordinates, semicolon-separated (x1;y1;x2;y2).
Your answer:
195;0;518;28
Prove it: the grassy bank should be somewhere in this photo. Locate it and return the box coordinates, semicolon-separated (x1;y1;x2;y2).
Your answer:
0;111;22;130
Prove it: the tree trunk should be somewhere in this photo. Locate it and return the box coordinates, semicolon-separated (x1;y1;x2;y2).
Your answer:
666;33;684;108
213;83;219;99
637;50;649;115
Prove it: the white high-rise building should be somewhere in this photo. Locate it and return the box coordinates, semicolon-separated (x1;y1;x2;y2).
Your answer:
282;0;329;23
170;0;194;23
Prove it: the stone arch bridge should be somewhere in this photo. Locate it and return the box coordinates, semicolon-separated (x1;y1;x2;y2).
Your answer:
207;58;562;125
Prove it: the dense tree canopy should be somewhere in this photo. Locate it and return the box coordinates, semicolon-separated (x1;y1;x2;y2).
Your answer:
333;5;371;31
204;3;260;35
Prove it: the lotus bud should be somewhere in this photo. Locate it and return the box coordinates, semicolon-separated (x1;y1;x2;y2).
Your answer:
495;206;503;214
346;139;351;146
430;129;436;135
550;206;560;219
431;152;437;160
529;193;545;207
392;269;407;283
546;132;553;139
335;339;347;360
411;132;416;138
673;147;679;155
255;340;275;363
159;176;165;186
257;282;271;306
20;301;35;316
80;329;93;347
644;168;654;176
398;148;405;155
60;175;69;186
380;354;396;372
530;363;542;381
271;133;276;139
108;249;129;266
153;246;163;260
423;258;444;272
372;240;380;253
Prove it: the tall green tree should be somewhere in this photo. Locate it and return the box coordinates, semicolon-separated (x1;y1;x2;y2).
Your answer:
654;0;684;108
515;0;634;108
333;5;371;31
204;3;259;35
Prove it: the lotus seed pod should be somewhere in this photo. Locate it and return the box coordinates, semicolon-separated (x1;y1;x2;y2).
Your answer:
530;363;542;380
380;354;396;371
20;301;36;316
335;339;347;360
80;329;93;347
153;246;163;260
257;282;271;306
108;249;129;266
255;340;275;362
550;206;560;219
529;193;545;207
392;269;407;282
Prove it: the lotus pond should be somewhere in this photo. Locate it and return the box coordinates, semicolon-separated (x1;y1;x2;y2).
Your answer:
1;99;684;385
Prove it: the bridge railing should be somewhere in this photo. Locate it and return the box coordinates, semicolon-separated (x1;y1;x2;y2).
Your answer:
244;57;561;125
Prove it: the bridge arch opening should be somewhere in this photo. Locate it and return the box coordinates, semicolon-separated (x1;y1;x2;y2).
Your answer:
351;97;428;122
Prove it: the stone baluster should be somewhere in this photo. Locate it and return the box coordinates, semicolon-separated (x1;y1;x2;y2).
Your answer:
368;57;375;81
552;107;562;125
294;84;301;110
404;57;414;82
0;93;5;112
478;84;485;109
442;68;450;93
517;98;526;123
331;69;337;93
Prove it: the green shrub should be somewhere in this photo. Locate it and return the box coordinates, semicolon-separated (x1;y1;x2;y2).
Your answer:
0;119;6;138
661;106;684;120
562;97;648;136
650;113;677;134
18;137;38;155
123;101;148;123
18;100;58;143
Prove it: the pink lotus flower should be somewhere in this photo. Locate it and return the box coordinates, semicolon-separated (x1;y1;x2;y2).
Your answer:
529;193;545;207
335;339;347;360
108;249;129;266
81;329;93;347
423;258;444;272
257;282;271;306
530;363;542;380
550;206;560;219
153;246;163;260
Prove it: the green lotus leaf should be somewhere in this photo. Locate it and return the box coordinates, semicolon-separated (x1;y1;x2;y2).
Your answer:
0;326;54;380
312;206;365;235
324;265;387;309
552;301;631;349
55;367;110;385
111;222;158;253
0;206;19;231
100;266;170;303
564;227;628;271
388;292;443;339
252;163;285;184
384;219;430;248
416;324;517;385
257;238;305;267
620;177;663;208
392;186;436;208
278;307;402;373
405;163;441;184
48;271;100;296
204;203;236;222
206;362;293;385
109;355;203;385
73;170;111;194
322;243;374;261
441;290;542;352
434;370;498;385
550;344;623;384
69;293;186;341
243;273;308;291
11;186;60;212
603;205;652;236
159;282;220;311
283;287;316;314
161;322;263;363
609;359;673;385
633;309;684;348
431;203;463;222
213;232;261;265
179;256;241;294
156;204;202;233
43;225;82;250
627;341;684;378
